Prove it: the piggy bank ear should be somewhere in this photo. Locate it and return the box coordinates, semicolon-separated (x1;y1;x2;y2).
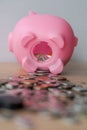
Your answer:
49;34;65;48
29;11;37;16
21;32;36;47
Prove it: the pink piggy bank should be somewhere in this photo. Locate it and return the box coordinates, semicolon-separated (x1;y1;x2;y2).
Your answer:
8;11;78;74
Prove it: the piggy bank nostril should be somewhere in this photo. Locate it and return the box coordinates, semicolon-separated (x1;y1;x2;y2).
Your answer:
33;41;52;62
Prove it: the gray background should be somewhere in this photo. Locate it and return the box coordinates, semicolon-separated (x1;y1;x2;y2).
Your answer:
0;0;87;62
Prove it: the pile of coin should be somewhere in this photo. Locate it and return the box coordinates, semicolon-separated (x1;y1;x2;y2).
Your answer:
35;54;51;62
0;70;87;122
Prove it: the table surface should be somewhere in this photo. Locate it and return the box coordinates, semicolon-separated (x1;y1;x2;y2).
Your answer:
0;61;87;130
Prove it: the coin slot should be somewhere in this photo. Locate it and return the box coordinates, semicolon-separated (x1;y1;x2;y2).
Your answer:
33;41;52;62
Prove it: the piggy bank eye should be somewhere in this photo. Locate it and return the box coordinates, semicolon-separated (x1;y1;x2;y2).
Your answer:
21;32;36;47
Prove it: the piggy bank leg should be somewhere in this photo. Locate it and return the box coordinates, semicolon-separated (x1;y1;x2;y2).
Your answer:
49;59;64;74
22;57;37;73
